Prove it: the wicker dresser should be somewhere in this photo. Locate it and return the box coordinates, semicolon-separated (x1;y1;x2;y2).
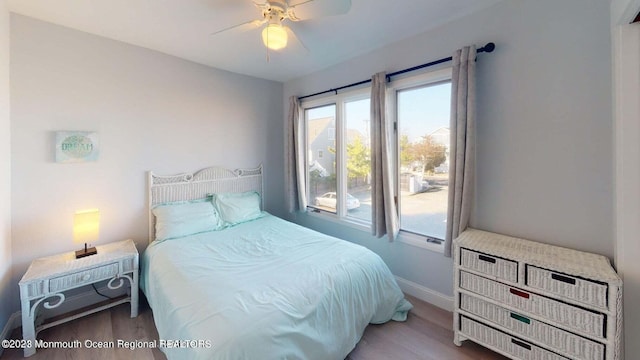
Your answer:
453;229;622;360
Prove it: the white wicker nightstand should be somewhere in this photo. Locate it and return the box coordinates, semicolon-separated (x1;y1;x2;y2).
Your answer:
453;229;622;360
18;239;139;357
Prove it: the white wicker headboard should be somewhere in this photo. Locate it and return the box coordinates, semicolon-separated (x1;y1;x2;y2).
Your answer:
147;165;263;244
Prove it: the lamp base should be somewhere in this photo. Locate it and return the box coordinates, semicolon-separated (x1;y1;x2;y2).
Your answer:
75;246;97;259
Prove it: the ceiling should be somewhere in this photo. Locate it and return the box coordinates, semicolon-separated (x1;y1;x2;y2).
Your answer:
7;0;503;82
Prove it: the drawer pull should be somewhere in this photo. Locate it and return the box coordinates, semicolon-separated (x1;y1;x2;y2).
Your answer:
478;255;496;263
511;338;531;351
551;273;576;285
510;312;531;324
509;288;530;299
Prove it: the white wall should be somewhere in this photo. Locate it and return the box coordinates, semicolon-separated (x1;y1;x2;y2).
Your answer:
284;0;613;297
0;0;13;338
9;15;284;313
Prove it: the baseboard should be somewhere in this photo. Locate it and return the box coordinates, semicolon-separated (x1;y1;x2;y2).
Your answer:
0;311;21;357
395;276;454;312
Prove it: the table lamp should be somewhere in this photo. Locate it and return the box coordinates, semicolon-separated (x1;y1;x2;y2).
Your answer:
74;209;99;258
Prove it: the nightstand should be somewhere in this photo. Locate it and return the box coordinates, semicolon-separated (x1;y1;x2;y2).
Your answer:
18;239;139;357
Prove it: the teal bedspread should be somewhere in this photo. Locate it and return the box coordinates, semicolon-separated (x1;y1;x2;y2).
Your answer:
141;214;412;360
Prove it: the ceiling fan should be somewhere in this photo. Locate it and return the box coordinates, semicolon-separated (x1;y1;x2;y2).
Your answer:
211;0;352;52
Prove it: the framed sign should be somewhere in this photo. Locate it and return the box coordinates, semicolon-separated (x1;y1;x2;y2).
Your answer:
55;131;99;163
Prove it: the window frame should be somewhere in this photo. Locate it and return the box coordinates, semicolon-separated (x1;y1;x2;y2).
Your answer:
304;102;338;215
388;68;452;251
302;88;371;228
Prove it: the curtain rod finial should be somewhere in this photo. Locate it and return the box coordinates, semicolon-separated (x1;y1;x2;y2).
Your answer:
482;42;495;53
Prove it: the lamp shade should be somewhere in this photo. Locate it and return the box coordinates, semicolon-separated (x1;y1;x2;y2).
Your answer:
73;209;100;244
261;24;288;50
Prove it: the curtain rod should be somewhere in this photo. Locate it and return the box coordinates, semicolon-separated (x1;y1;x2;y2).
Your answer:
298;42;495;101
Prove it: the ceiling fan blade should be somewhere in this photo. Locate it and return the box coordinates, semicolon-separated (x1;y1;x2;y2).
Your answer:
284;26;309;52
287;0;352;21
210;19;266;36
212;0;265;10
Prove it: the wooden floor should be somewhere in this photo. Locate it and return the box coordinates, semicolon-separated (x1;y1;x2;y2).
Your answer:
2;294;507;360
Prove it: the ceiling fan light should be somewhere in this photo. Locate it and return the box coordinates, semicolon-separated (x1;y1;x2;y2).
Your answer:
261;24;288;50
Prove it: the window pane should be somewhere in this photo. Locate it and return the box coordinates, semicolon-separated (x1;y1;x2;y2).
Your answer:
306;105;337;213
345;98;371;222
397;82;451;239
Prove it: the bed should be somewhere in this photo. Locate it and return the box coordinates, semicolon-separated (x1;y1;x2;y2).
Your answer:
141;166;412;360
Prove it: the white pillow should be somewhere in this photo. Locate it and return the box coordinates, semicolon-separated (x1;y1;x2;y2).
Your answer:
152;200;221;241
212;192;263;226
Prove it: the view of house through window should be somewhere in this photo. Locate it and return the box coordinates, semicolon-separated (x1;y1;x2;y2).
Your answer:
306;105;337;214
397;81;452;240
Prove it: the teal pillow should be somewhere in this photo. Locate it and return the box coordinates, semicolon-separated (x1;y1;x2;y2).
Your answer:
212;192;263;226
152;200;222;241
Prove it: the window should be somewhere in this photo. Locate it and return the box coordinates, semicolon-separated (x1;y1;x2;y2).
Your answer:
396;80;451;241
345;98;371;222
304;93;371;222
302;68;451;244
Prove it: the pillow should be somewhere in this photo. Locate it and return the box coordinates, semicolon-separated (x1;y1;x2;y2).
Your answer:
152;200;222;241
212;191;263;226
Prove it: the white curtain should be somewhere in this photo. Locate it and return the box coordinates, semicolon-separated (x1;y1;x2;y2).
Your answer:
445;46;477;257
370;72;399;240
285;96;307;213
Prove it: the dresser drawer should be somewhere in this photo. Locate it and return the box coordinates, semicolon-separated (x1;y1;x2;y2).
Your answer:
460;248;518;283
526;265;608;310
23;281;46;298
460;271;605;339
49;263;119;292
460;315;570;360
461;293;605;360
121;257;136;273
